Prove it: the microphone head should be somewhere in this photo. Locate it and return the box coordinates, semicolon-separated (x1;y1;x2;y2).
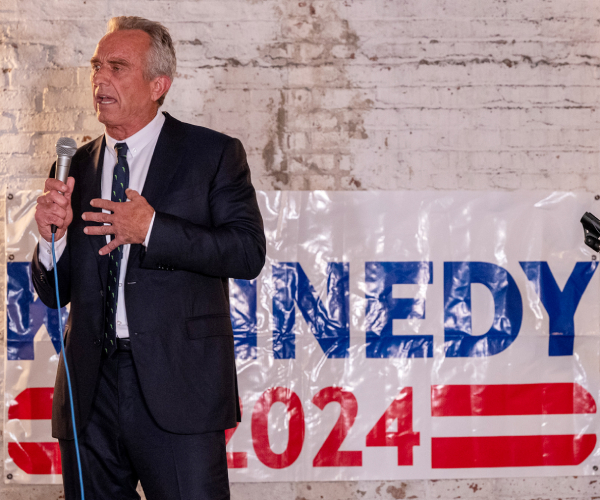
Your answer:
56;137;77;158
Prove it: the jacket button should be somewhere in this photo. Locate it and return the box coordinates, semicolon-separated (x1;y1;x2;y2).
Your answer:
93;338;101;346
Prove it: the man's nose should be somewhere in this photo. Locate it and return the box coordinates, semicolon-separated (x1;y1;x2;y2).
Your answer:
92;66;110;85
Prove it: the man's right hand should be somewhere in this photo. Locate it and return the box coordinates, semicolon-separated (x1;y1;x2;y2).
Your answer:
35;177;75;242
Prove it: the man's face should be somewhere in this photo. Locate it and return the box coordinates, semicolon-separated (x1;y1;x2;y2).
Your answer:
90;30;158;135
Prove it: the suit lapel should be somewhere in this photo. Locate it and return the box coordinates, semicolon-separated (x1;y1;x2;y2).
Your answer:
141;113;186;208
81;136;109;286
128;113;187;269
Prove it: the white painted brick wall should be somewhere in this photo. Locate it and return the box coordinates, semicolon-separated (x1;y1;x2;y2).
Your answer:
1;0;599;499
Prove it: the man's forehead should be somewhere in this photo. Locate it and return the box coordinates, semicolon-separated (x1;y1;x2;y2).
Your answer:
93;29;151;59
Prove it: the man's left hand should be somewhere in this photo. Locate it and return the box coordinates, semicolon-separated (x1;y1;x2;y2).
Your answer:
82;189;154;255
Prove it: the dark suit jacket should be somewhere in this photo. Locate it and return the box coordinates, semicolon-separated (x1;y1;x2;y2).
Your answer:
32;112;266;440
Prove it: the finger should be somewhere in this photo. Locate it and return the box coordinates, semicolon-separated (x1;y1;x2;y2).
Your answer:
90;198;118;211
46;203;68;220
35;203;67;219
125;189;140;200
37;193;54;206
98;238;122;256
64;177;76;198
44;178;68;194
82;211;113;223
46;189;71;208
37;212;69;230
83;224;114;236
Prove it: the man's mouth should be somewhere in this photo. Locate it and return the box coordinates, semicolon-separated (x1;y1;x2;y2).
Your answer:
96;95;117;105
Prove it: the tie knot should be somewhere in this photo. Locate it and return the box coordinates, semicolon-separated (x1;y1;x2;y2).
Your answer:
115;142;128;158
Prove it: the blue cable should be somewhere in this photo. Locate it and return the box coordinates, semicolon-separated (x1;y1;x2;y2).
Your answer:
52;232;85;500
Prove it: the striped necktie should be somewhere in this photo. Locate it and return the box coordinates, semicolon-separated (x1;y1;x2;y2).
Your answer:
104;142;129;357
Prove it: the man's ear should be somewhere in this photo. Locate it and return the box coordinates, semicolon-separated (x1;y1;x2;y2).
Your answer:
150;75;172;103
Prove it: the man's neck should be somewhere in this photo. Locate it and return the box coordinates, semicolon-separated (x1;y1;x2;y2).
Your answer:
104;110;159;141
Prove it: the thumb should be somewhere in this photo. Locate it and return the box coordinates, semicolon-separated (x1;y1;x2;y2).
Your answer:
64;177;76;199
125;188;140;201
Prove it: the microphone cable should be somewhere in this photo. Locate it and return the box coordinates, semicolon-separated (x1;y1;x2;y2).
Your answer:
52;232;85;500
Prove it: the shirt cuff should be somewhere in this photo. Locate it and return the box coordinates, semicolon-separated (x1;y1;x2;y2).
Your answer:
38;232;68;270
143;212;156;248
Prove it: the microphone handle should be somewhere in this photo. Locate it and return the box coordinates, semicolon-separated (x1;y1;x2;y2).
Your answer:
51;155;72;234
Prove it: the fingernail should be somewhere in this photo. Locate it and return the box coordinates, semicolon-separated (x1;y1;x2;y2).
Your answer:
81;214;86;220
84;227;88;234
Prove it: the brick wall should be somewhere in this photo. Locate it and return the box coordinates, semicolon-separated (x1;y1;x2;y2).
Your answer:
1;0;599;499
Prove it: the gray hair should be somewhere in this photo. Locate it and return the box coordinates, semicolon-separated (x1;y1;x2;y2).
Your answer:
106;16;176;106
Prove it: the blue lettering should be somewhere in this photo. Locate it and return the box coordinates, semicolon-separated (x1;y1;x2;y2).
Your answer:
520;261;597;356
7;262;67;360
444;262;522;357
230;279;257;359
272;262;349;359
365;262;433;358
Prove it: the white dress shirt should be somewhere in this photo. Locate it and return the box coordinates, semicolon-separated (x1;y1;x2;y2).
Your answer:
38;111;166;339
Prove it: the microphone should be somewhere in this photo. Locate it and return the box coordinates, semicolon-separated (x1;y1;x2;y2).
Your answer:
51;137;77;234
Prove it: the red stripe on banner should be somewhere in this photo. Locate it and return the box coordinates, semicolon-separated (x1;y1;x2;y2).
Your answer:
432;434;596;468
8;387;54;420
8;442;62;474
431;383;597;416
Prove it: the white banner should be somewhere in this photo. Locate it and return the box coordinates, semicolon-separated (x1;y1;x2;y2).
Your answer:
4;190;600;484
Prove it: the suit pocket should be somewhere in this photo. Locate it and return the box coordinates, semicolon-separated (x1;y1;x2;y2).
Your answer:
186;313;233;340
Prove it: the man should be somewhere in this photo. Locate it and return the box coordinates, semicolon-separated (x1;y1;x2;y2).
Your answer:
32;16;265;500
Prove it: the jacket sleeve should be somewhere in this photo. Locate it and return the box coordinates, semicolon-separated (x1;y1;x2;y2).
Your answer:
140;137;266;280
31;160;72;309
32;241;71;309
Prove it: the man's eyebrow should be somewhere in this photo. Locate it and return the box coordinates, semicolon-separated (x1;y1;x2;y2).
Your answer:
89;57;131;67
108;58;131;67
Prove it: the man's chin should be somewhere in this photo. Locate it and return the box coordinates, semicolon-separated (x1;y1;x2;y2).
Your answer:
96;110;118;127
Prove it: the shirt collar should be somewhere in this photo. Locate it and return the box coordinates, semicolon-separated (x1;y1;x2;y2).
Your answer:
104;110;166;159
